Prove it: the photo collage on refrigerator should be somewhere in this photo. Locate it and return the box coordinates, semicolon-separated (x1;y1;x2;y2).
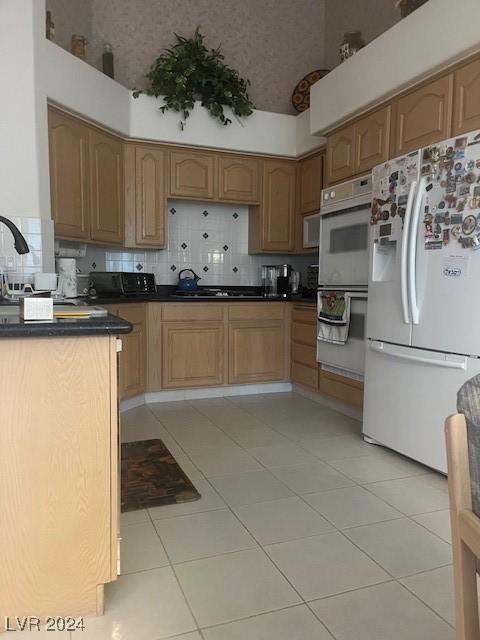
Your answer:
370;151;419;231
421;132;480;251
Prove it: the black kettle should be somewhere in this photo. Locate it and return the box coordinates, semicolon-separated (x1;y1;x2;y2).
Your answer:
177;269;201;291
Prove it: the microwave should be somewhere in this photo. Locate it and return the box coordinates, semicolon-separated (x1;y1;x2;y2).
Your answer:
303;212;321;248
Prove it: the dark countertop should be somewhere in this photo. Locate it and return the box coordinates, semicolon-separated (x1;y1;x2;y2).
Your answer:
0;310;132;339
85;284;317;305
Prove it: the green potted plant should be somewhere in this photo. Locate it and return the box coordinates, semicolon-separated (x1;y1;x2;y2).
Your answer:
133;28;254;129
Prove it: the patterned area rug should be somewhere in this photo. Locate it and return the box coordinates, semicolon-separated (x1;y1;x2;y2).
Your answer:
121;439;201;512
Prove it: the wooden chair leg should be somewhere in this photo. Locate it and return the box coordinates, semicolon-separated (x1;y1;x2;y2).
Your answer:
452;536;480;640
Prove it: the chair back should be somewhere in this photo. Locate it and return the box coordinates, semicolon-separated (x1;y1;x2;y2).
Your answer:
458;374;480;520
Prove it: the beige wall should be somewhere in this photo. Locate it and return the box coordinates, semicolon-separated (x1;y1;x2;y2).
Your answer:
44;0;402;114
323;0;400;70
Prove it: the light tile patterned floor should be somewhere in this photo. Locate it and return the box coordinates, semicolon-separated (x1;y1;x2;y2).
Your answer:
79;392;455;639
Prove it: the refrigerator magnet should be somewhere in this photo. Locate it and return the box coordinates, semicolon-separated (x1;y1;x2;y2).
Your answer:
465;172;476;184
451;225;462;239
443;229;450;245
451;214;463;225
456;199;466;212
462;215;477;235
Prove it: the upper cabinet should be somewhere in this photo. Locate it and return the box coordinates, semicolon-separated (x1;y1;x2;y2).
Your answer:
453;56;480;136
299;153;322;214
218;155;260;203
354;106;391;175
124;144;167;248
326;124;355;184
48;109;90;240
326;107;391;185
169;150;215;200
392;74;453;156
249;159;296;253
89;129;124;245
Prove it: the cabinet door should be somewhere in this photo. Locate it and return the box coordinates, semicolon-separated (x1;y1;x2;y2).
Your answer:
218;155;260;203
89;129;124;244
392;74;453;156
229;321;285;384
169;150;215;199
326;124;355;184
162;322;224;388
48;109;90;240
299;154;322;214
117;304;146;400
125;145;166;248
354;106;391;174
453;57;480;135
261;160;296;252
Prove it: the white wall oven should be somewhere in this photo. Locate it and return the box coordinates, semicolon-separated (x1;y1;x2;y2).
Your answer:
319;175;372;287
317;287;368;377
317;175;371;379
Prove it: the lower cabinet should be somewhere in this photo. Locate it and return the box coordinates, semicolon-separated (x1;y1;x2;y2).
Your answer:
162;322;225;388
117;304;146;400
291;304;318;390
0;335;119;621
112;302;362;408
229;321;286;384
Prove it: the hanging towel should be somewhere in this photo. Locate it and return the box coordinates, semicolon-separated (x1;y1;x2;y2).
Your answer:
318;291;351;345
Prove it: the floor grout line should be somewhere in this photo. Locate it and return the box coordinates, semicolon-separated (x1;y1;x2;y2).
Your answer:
120;394;455;637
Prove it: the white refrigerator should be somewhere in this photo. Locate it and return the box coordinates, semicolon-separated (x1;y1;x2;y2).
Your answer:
364;130;480;473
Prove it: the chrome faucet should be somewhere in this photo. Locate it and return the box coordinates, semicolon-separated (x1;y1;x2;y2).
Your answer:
0;216;29;255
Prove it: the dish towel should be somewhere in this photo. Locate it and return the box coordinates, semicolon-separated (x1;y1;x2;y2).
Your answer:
318;291;351;345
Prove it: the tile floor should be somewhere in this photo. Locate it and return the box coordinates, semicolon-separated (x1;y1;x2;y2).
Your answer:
81;392;456;639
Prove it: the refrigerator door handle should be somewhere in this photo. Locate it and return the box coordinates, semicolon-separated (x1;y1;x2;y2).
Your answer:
370;340;467;370
400;180;417;324
408;176;426;325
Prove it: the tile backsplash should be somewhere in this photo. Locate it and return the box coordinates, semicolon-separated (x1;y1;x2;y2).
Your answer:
0;216;55;284
76;200;314;286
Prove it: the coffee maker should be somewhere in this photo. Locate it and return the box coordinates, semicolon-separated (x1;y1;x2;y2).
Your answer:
262;264;301;298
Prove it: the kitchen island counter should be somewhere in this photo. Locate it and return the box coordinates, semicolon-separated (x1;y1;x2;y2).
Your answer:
0;309;132;338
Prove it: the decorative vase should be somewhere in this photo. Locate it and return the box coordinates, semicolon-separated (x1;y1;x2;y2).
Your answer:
71;35;87;60
340;31;366;63
397;0;429;18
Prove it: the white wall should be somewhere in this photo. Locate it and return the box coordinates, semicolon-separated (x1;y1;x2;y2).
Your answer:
0;0;50;219
311;0;480;134
43;37;322;157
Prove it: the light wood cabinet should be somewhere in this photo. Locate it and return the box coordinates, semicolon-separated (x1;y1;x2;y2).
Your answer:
117;304;146;399
0;335;118;622
291;304;318;390
326;124;355;184
218;155;260;203
124;144;167;248
146;303;162;392
162;321;225;388
89;128;124;244
319;368;363;409
48;109;90;240
392;74;453;156
299;153;322;214
453;56;480;135
354;105;391;175
229;321;286;384
249;159;296;253
169;150;215;200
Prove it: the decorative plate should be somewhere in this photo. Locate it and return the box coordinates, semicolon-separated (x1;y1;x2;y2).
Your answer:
291;69;330;112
